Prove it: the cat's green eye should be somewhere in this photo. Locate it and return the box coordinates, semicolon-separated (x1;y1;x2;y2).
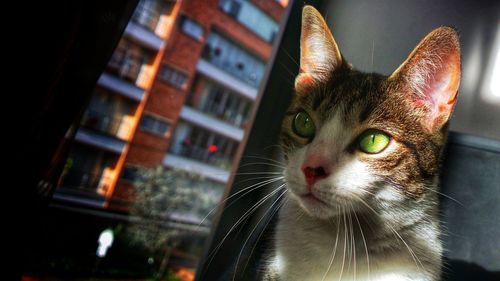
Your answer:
293;111;315;138
358;130;390;154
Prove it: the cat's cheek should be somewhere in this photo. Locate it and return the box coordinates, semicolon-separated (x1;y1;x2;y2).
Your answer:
329;158;375;198
375;185;406;202
284;147;309;194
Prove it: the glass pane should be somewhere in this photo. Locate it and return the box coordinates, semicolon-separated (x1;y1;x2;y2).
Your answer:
26;1;289;281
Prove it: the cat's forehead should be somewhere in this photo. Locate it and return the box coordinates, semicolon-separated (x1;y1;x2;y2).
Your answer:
296;70;388;125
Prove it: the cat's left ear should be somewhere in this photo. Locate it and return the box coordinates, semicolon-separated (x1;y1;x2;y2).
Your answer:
295;5;343;93
390;27;461;132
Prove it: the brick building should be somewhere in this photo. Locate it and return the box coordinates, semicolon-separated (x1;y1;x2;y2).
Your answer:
55;0;287;214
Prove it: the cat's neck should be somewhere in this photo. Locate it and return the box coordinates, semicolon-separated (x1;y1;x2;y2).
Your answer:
271;194;442;281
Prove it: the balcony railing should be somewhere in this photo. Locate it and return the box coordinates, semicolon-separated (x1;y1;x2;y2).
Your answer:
187;90;251;129
169;143;232;170
201;41;265;89
80;110;133;140
107;55;143;83
58;169;114;194
131;0;163;32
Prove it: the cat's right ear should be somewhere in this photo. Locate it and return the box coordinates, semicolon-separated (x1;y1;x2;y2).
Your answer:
295;5;342;93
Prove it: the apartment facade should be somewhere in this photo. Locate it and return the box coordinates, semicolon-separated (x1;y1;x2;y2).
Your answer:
55;0;287;214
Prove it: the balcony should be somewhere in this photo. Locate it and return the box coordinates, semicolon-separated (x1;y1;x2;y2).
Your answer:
58;169;113;192
74;128;126;154
163;154;230;183
97;73;145;102
202;32;266;89
196;59;258;100
131;0;162;32
124;22;163;51
219;0;279;43
81;110;134;140
180;106;244;141
187;76;253;128
52;188;106;208
54;169;114;207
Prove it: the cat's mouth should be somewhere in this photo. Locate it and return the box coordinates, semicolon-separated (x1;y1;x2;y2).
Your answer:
299;192;330;206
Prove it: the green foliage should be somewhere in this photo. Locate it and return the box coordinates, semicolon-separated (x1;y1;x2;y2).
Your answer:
126;166;221;251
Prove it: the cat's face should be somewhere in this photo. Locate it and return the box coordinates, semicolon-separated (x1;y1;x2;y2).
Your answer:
281;6;460;219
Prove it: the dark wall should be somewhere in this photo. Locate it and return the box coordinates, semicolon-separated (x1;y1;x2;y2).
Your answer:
321;0;500;140
440;133;500;279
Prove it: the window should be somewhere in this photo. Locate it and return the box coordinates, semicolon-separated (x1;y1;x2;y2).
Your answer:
25;1;288;281
139;114;171;136
132;0;166;32
203;31;266;88
81;88;134;138
179;15;204;41
158;64;188;89
219;0;279;43
58;144;118;193
189;75;253;127
169;121;238;170
107;39;152;83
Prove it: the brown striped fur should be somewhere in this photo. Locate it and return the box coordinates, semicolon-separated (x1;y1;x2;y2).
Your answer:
265;5;461;281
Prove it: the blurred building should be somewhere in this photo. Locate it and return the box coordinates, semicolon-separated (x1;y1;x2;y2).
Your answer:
55;0;287;212
45;1;288;277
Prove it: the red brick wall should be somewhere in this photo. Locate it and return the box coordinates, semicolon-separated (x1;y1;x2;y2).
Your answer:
115;0;286;208
182;0;274;61
252;0;285;22
126;130;170;167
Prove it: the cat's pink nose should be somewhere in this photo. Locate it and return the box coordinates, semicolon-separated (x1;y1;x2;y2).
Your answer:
301;154;331;187
302;166;329;187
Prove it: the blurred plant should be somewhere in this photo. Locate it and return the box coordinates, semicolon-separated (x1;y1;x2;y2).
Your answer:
127;166;221;280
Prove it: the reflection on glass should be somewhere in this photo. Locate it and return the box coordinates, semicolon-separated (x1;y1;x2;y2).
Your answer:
26;0;288;280
188;75;252;128
169;121;238;170
202;31;266;88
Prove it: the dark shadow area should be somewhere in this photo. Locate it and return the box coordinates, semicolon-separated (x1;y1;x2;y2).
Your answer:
442;258;500;281
14;1;138;280
440;132;500;278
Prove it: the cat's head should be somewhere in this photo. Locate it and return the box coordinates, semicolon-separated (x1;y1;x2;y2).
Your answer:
281;6;460;219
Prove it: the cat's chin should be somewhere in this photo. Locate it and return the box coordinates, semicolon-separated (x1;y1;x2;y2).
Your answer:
292;193;342;219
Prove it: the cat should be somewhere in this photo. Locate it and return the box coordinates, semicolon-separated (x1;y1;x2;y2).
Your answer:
263;5;460;281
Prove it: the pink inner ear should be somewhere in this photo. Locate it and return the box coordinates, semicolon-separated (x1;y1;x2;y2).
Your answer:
295;73;316;91
416;57;460;132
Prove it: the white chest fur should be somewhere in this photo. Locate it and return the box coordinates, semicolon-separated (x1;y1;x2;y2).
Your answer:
268;199;442;281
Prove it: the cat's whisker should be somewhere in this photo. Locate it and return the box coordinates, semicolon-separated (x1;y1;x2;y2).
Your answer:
261;144;286;153
421;186;464;207
352;202;370;281
321;206;341;281
370;39;375;74
234;175;285;186
351;194;426;274
338;205;348;281
277;60;299;83
238;161;286;170
197;177;284;227
233;189;288;281
350;193;380;217
242;196;289;276
281;47;300;68
349;205;357;281
388;226;425;274
233;171;284;176
345;206;352;274
204;184;286;270
242;155;285;166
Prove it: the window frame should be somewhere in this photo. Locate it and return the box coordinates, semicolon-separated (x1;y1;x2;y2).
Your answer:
139;113;172;137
